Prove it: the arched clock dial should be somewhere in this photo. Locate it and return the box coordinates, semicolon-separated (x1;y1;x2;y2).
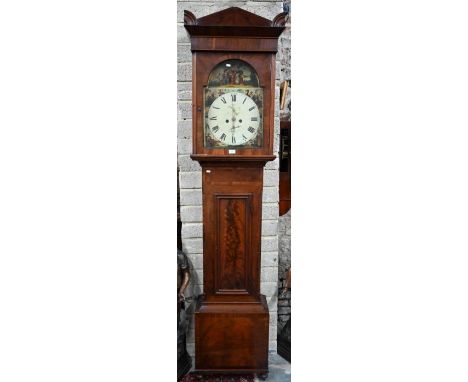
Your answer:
207;91;260;147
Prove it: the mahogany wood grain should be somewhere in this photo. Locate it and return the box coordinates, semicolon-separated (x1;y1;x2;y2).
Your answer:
184;7;286;39
195;295;269;373
192;52;275;159
202;162;263;303
184;7;285;375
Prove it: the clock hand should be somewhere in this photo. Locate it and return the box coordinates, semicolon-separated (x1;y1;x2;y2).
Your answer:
229;103;239;115
230;102;237;130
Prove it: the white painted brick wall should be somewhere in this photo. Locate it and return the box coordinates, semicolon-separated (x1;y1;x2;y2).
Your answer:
177;0;283;355
261;219;278;236
262;187;278;203
261;251;278;267
179;172;201;189
264;169;280;187
261;236;278;252
265;157;279;170
177;83;192;101
177;137;192;155
177;63;192;82
262;203;279;220
181;222;203;239
179;189;202;206
178;155;201;172
177;25;190;43
182;238;203;254
177;119;192;138
180;205;202;222
260;281;278;300
261;266;278;282
177;44;192;63
188;253;204;270
177;101;192;119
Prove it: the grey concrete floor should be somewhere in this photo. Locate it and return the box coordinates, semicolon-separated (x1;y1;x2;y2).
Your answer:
253;352;291;382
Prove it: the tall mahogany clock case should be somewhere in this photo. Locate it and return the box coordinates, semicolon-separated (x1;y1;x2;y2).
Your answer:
184;7;286;377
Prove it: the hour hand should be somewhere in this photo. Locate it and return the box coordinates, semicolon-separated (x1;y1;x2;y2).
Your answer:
229;104;238;115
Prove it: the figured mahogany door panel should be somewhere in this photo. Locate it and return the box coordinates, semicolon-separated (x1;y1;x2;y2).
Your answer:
215;194;251;294
202;164;263;302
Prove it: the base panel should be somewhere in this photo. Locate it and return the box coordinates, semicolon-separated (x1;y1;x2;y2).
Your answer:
195;295;269;373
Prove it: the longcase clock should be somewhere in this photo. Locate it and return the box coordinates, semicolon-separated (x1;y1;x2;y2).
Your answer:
184;7;286;379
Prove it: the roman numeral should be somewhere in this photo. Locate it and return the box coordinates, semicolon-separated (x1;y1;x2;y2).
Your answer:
242;98;247;104
220;133;227;141
251;117;258;121
231;135;236;144
221;97;226;104
248;126;255;133
249;106;255;111
213;106;220;109
231;94;236;102
242;134;248;141
210;116;217;120
212;126;219;133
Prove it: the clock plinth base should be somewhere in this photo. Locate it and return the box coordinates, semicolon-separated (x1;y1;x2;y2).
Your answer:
194;295;269;374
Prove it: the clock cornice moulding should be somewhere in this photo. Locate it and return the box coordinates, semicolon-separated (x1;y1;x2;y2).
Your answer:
184;7;287;38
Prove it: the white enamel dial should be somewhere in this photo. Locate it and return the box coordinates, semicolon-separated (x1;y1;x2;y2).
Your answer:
207;91;260;146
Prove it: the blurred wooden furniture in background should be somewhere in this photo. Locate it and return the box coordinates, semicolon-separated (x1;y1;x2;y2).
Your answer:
279;120;291;216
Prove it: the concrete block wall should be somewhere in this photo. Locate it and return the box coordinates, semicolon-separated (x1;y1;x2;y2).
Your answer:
278;0;291;121
277;210;291;331
277;0;292;333
177;0;284;355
